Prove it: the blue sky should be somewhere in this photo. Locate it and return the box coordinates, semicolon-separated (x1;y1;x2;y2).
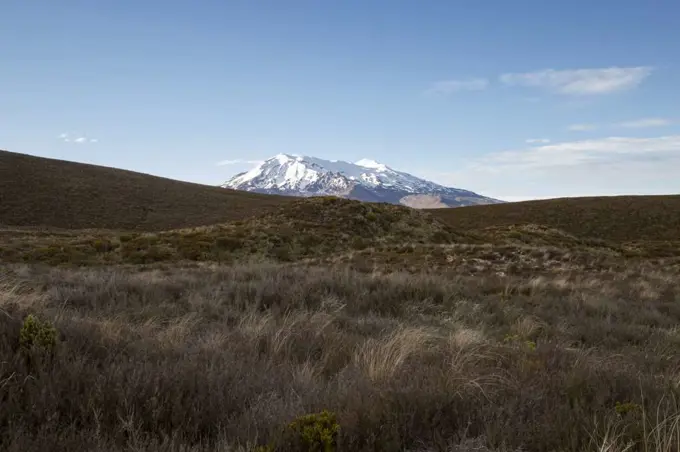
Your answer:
2;0;679;200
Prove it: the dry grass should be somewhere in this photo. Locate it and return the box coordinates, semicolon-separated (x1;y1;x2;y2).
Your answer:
354;326;433;382
1;261;680;451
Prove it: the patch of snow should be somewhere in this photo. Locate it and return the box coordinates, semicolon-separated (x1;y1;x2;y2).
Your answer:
355;158;387;171
360;173;380;186
274;154;292;165
227;164;265;186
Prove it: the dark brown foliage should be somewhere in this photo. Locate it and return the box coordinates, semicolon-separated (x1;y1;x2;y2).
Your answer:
0;150;291;231
0;197;472;266
430;195;680;242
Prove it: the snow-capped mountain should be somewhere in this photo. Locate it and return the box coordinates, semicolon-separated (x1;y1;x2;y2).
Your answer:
222;154;503;208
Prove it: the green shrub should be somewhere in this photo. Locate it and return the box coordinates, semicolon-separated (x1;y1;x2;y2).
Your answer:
19;314;57;351
431;230;452;244
278;410;340;451
507;230;524;240
118;234;136;243
525;340;537;351
615;401;642;416
351;237;369;250
503;333;521;343
216;236;243;252
251;446;273;452
270;245;293;262
175;240;213;261
504;334;537;351
91;239;113;253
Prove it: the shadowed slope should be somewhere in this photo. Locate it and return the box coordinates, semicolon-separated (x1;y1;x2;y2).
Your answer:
0;150;291;231
429;195;680;242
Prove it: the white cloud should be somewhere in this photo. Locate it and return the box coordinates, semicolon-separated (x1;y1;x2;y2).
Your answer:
500;66;653;95
568;123;598;131
423;135;680;200
58;132;97;144
487;195;555;202
426;78;489;95
217;159;262;166
567;118;674;132
477;135;680;170
526;138;551;144
615;118;673;128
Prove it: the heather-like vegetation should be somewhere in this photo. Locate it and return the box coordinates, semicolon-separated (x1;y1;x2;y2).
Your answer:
0;150;289;231
2;261;680;451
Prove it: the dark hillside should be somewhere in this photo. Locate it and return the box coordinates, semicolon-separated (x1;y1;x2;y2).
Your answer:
0;150;291;231
430;195;680;242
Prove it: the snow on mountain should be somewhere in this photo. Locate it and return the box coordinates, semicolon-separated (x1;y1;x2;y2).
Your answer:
355;158;388;171
222;154;502;208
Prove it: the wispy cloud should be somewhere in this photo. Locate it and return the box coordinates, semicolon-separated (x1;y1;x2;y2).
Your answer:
568;123;598;131
615;117;673;128
526;138;551;144
216;159;262;166
425;134;680;200
58;133;98;144
567;118;675;132
425;78;489;95
500;66;653;95
475;135;680;171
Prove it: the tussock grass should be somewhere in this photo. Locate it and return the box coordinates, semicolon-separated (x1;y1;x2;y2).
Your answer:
355;326;433;382
1;262;680;451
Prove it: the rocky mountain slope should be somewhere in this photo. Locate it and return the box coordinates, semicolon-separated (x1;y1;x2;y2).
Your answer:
222;154;502;207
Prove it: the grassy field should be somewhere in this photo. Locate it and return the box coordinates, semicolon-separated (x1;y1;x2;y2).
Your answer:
2;152;680;451
3;261;680;451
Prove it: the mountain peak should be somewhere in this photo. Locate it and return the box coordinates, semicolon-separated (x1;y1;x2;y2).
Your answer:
270;153;301;164
222;154;502;208
355;158;388;171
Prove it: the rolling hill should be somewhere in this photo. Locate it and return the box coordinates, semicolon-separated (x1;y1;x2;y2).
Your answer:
3;149;679;248
0;150;292;231
429;195;680;243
